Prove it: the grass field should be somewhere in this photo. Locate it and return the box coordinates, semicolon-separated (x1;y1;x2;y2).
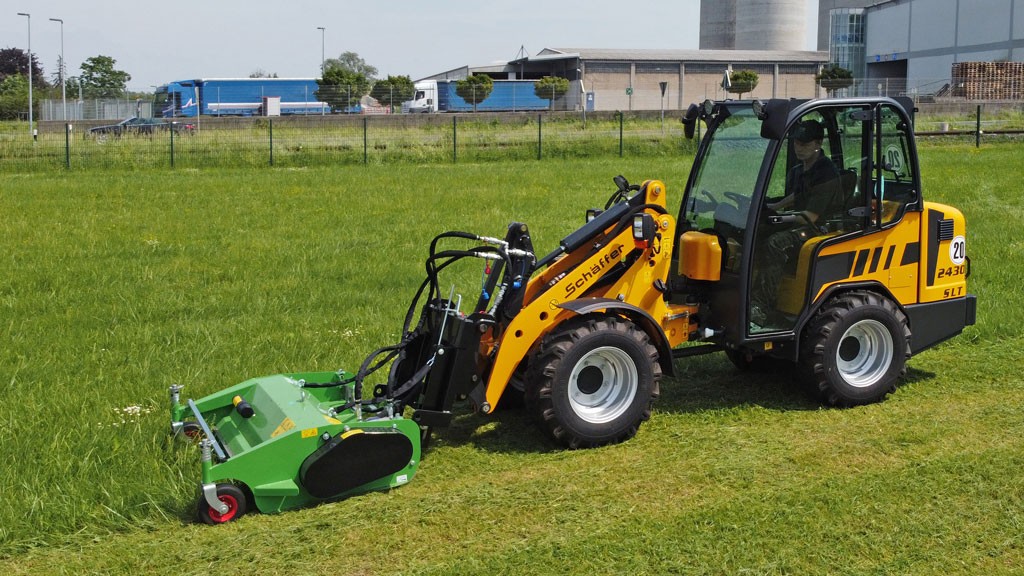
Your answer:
0;141;1021;575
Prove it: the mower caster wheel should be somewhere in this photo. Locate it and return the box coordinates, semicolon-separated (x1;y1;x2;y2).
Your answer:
179;421;203;440
197;483;248;525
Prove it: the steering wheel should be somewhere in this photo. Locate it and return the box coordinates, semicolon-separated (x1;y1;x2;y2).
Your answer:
723;191;748;208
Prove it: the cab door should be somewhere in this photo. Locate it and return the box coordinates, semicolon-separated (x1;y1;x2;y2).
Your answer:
747;100;921;336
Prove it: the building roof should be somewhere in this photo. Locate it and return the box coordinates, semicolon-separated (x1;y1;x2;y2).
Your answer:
534;47;829;63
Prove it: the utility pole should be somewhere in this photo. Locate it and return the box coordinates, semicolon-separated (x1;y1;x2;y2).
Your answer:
50;18;66;122
317;26;325;116
17;12;33;140
317;26;326;75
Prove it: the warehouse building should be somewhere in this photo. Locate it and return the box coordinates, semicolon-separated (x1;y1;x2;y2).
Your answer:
524;48;827;111
864;0;1024;97
820;0;1024;98
423;48;828;112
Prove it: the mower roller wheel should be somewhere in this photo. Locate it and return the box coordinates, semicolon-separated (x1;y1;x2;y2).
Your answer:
197;483;248;525
527;315;660;448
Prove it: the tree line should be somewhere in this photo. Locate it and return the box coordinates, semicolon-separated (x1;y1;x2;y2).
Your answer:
0;48;134;120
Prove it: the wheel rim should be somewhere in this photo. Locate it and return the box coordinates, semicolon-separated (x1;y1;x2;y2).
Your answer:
836;319;893;388
208;494;238;523
568;346;638;424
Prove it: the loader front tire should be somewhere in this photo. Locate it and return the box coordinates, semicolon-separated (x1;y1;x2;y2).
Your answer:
527;316;660;449
800;291;910;406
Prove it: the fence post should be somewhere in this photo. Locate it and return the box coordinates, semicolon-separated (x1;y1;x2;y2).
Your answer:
269;118;274;166
618;111;624;157
64;123;70;169
170;122;175;168
537;113;542;160
364;116;369;164
975;105;981;148
453;116;458;163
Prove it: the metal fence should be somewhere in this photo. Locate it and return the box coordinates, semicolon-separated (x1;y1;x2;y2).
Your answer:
38;98;153;122
4;103;1022;172
2;112;696;171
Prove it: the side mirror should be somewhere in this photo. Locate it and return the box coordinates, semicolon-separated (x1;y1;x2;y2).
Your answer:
681;103;700;139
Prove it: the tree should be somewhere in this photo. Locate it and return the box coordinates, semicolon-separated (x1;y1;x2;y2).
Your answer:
726;70;759;99
316;64;371;112
47;55;68;96
249;69;279;78
79;55;130;99
0;47;48;90
816;63;854;96
455;75;493;112
534;76;569;110
322;52;377;81
370;75;415;111
0;73;31;120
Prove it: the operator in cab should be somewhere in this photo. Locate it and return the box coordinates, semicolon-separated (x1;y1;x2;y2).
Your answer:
767;119;839;225
752;118;839;328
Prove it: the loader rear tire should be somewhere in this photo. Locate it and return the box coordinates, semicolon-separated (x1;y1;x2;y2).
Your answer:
800;291;910;406
526;316;660;449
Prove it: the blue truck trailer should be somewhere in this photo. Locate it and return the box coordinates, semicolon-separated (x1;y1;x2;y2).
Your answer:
155;78;329;117
402;79;551;113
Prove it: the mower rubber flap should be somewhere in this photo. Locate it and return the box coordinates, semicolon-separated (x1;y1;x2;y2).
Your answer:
299;428;415;499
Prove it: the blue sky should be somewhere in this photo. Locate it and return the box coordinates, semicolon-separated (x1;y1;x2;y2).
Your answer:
3;0;818;91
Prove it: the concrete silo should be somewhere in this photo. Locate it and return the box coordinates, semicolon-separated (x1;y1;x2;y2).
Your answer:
700;0;736;50
700;0;807;51
735;0;807;51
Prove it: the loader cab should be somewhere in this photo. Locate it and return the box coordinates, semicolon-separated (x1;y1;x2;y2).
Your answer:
676;97;921;350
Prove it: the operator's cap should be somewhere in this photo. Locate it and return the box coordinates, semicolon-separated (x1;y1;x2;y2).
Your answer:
792;120;825;142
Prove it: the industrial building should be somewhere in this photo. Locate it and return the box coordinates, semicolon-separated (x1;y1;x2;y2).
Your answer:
423;47;828;112
419;0;1022;112
417;0;827;112
820;0;1024;98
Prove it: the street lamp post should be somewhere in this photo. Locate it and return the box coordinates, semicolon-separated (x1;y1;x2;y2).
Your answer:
49;17;66;122
317;26;325;116
17;12;33;140
317;26;325;76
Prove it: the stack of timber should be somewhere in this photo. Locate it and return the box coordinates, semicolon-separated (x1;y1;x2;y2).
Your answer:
951;62;1024;100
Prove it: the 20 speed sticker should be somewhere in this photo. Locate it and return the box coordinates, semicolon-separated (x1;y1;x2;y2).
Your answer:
950;235;966;265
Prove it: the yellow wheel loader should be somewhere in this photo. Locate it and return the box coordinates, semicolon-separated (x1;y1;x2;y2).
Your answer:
170;97;975;521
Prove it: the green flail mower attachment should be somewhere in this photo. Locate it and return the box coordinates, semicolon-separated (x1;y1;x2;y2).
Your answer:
168;222;538;524
169;372;422;524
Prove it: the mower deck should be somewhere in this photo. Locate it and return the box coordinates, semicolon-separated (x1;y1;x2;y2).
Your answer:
170;371;421;522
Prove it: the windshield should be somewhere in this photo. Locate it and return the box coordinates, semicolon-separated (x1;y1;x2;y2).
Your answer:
681;105;769;272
